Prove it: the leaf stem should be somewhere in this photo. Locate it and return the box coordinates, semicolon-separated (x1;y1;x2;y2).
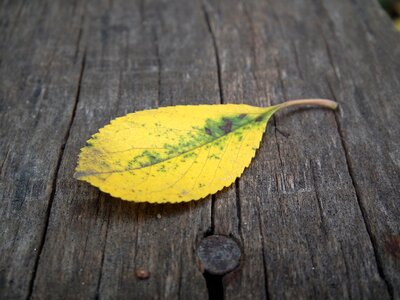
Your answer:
277;99;338;110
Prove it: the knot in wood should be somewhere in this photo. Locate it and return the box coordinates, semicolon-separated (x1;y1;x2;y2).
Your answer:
196;235;241;275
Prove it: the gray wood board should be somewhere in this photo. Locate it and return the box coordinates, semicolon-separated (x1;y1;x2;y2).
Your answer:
31;0;214;299
0;1;87;299
205;0;399;298
0;0;399;299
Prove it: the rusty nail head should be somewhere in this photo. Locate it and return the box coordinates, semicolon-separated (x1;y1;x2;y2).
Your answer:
196;235;241;275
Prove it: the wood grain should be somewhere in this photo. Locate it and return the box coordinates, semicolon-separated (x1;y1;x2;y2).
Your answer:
0;1;87;298
30;0;215;298
205;0;399;298
0;0;399;299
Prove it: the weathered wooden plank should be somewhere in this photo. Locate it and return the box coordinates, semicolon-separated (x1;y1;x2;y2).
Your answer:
0;1;86;299
318;0;400;297
1;0;399;299
30;0;218;298
205;0;398;298
0;0;24;47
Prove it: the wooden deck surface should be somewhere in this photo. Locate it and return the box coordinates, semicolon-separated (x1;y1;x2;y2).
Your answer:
1;0;399;299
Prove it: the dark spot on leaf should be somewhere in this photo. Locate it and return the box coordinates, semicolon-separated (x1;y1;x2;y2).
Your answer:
205;127;213;136
255;115;264;122
238;113;247;119
100;161;109;167
219;118;233;134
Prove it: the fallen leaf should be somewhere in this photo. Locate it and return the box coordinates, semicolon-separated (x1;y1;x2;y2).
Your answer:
74;99;337;203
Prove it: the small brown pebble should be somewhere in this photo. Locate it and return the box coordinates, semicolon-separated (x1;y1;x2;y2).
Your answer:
135;268;150;279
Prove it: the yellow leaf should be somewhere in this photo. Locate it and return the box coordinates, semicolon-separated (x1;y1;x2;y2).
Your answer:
74;99;337;203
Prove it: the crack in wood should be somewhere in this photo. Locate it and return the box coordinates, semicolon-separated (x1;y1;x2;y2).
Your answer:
327;79;394;299
73;12;85;65
202;1;224;104
26;49;87;299
203;272;223;300
95;199;111;300
339;241;353;299
257;210;272;300
234;180;243;242
210;194;215;234
309;159;329;237
199;7;230;299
